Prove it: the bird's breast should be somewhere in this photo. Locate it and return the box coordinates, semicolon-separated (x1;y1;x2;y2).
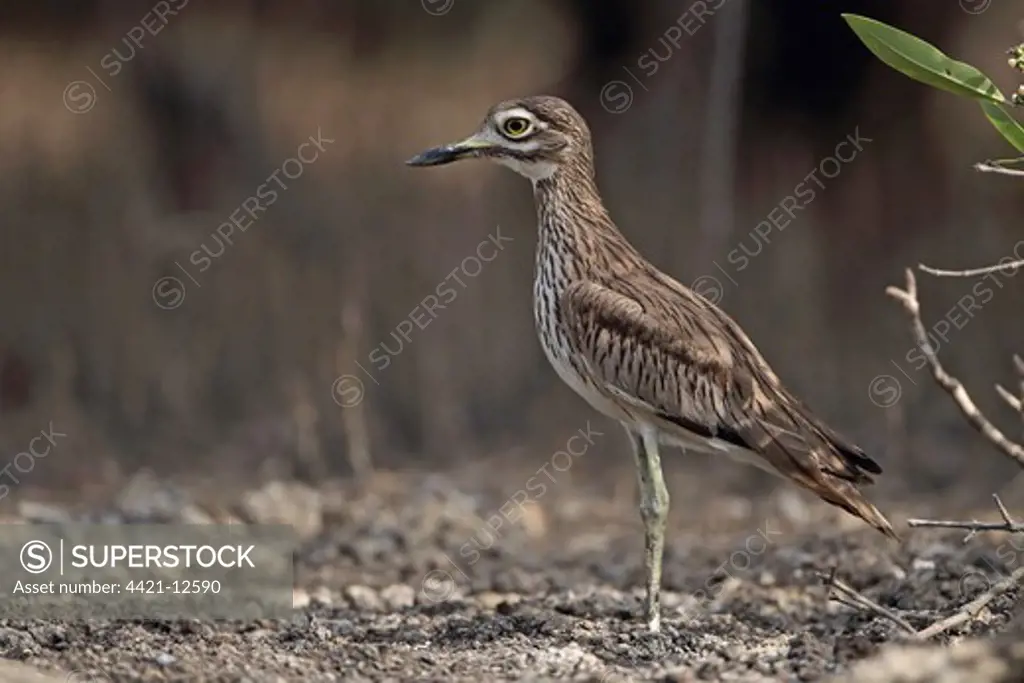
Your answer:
533;252;628;420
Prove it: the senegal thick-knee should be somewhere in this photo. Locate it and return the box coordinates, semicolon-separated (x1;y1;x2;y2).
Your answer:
407;95;897;632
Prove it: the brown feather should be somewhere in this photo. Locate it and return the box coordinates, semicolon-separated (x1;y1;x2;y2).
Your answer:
561;270;897;541
418;94;898;542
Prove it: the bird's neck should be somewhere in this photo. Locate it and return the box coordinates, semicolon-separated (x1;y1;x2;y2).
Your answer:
533;166;634;280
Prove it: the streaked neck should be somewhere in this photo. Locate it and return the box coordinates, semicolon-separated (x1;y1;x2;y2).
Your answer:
533;165;632;271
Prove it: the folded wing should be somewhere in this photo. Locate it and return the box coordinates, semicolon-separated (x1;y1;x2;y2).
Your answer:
561;273;897;539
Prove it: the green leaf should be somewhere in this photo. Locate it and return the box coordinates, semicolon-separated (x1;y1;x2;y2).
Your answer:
980;101;1024;153
842;14;1005;104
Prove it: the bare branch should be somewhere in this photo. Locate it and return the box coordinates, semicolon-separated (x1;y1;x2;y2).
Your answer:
905;517;1024;533
886;269;1024;468
994;492;1015;527
908;495;1024;537
918;258;1024;278
914;564;1024;640
838;493;1024;639
1013;354;1024;433
820;569;917;635
829;562;1024;640
974;159;1024;177
997;354;1024;433
996;384;1022;413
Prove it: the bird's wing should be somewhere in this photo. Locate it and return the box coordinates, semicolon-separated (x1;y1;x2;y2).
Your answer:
561;274;897;539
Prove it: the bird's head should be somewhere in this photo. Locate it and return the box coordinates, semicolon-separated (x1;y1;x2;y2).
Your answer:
406;96;592;182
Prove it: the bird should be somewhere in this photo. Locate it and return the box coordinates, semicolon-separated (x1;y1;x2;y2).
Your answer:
406;95;897;633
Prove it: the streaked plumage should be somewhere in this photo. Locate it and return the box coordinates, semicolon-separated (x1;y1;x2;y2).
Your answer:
407;95;896;632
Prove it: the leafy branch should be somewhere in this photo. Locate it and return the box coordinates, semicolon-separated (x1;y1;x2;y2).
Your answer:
843;14;1024;172
826;14;1024;639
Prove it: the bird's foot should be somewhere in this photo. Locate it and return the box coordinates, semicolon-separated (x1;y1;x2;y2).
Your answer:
642;592;662;633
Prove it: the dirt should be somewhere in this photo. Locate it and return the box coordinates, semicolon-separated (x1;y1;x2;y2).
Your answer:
2;458;1024;682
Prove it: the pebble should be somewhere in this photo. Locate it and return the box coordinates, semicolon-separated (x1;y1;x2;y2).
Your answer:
178;505;215;525
312;586;335;606
17;501;72;523
912;558;936;572
116;470;192;522
475;591;520;611
292;588;311;610
345;585;383;612
380;584;416;611
241;481;323;539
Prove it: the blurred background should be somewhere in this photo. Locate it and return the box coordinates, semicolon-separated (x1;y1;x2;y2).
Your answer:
0;0;1022;520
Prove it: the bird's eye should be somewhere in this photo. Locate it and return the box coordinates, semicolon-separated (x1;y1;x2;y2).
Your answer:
501;116;532;138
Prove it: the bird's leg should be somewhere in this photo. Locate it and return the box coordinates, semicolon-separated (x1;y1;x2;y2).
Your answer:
627;426;670;633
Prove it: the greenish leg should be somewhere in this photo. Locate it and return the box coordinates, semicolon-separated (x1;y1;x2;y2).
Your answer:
626;426;670;632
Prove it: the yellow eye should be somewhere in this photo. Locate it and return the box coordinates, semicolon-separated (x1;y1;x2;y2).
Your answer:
501;116;532;138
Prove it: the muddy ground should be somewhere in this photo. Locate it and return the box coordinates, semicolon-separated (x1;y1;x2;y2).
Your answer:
2;451;1024;682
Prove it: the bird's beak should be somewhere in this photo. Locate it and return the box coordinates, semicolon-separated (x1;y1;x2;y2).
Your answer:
405;134;493;167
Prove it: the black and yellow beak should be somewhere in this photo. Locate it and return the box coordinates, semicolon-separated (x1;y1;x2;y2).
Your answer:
406;134;494;167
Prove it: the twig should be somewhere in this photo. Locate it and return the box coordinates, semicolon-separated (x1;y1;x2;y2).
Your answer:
886;269;1024;468
913;564;1024;639
994;492;1015;527
822;500;1024;640
822;563;1024;640
977;156;1024;169
903;495;1024;637
820;568;917;635
995;384;1022;413
905;517;1024;534
974;156;1024;176
918;258;1024;278
973;161;1024;177
995;354;1024;430
907;494;1024;538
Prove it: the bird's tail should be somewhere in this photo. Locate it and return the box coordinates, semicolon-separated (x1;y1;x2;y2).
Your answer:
812;478;900;541
743;399;900;541
761;444;900;541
